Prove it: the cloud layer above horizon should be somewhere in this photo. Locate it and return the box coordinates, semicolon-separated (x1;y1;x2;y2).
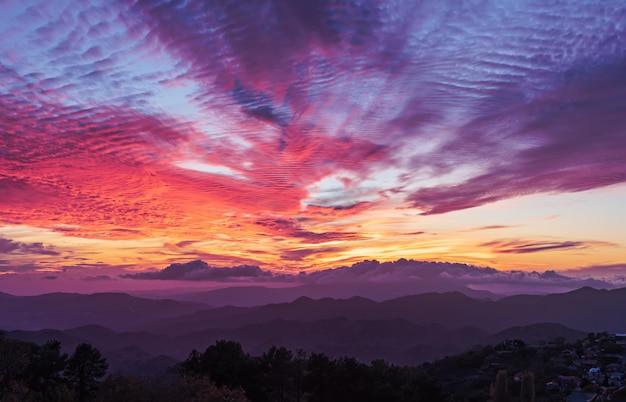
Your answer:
120;258;625;296
1;0;625;283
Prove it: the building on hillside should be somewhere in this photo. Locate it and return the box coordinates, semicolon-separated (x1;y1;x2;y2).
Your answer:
614;333;626;346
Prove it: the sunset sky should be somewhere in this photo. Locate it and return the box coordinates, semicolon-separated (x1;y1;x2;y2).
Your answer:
1;0;625;294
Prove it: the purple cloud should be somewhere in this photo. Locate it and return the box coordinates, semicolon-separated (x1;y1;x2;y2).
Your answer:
81;275;114;281
562;264;626;284
299;259;618;294
118;257;623;295
0;237;59;256
0;263;41;273
280;247;346;262
121;260;279;281
480;239;616;254
41;275;57;280
254;218;365;244
408;59;626;214
128;0;626;214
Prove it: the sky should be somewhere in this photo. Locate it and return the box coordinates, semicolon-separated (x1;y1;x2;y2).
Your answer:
1;0;625;294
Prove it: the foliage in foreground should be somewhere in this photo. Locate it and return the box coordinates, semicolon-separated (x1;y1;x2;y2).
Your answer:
4;330;625;401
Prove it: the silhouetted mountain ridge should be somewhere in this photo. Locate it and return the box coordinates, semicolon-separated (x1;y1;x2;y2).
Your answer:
3;286;626;375
161;281;501;307
0;291;207;331
143;287;626;334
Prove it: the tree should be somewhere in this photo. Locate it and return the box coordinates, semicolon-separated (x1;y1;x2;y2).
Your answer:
259;346;294;402
304;352;337;402
27;340;67;387
194;340;250;389
27;340;69;400
0;336;35;401
65;343;108;402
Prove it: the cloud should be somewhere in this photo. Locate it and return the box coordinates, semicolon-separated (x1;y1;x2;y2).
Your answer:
480;239;616;254
254;218;365;244
407;57;626;214
42;275;58;280
118;257;622;295
0;263;41;273
81;275;114;281
299;259;618;293
0;237;60;256
121;260;280;281
467;226;518;232
561;264;626;285
1;0;626;271
61;263;129;271
280;247;346;262
0;238;20;254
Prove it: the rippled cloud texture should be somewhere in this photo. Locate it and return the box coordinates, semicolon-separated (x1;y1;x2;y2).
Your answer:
1;0;625;286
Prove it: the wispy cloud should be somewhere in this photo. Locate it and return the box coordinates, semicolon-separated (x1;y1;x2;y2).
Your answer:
480;239;616;254
81;275;114;281
466;226;519;232
0;263;41;273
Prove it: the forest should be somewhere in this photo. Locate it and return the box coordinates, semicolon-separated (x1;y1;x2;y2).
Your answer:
3;330;626;401
0;332;444;402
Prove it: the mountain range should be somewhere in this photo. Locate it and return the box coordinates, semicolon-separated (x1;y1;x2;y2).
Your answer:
3;286;624;375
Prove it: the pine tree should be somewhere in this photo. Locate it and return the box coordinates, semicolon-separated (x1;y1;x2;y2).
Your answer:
64;343;108;402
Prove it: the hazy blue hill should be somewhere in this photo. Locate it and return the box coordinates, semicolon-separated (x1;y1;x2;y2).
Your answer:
0;292;207;331
6;317;489;367
142;295;385;335
5;288;611;372
214;318;489;365
143;291;497;335
6;319;586;369
165;281;500;307
142;286;626;335
4;286;626;373
6;287;626;336
498;287;626;332
378;291;495;328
